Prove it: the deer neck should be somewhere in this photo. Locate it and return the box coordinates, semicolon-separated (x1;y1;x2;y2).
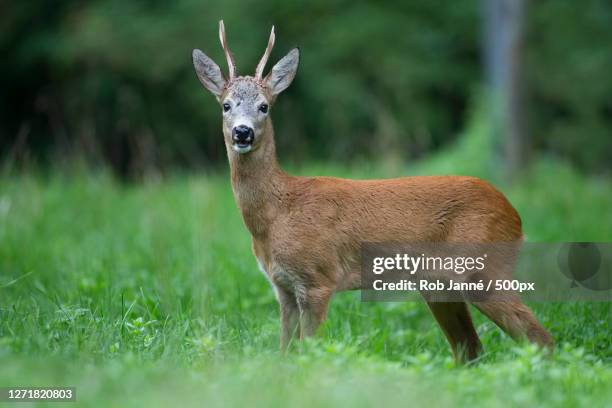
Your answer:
227;121;287;239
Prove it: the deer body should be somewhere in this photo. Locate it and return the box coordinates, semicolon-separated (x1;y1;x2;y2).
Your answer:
193;21;552;362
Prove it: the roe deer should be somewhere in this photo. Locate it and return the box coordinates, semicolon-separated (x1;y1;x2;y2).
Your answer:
192;21;553;362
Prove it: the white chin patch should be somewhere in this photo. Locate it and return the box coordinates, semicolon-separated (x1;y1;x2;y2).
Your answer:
232;144;252;154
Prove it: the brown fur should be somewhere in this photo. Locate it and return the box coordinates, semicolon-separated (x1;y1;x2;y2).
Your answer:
227;120;552;360
193;22;553;362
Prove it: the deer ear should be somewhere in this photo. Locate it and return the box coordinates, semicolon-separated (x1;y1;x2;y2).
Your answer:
192;49;226;98
265;48;299;96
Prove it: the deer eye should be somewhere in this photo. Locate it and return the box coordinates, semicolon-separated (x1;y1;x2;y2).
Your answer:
259;103;268;114
222;103;231;112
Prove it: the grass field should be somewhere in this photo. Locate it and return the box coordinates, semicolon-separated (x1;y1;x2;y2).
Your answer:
1;128;611;406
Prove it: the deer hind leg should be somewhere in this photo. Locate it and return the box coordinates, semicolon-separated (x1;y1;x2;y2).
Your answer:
472;298;553;349
426;301;483;363
427;302;482;363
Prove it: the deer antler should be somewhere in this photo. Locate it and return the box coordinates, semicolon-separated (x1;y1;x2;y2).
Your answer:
255;25;275;81
219;20;236;80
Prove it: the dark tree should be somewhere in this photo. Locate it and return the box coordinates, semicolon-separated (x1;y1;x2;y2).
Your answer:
484;0;527;180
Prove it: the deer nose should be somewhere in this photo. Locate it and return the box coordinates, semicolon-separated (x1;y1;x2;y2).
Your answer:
232;125;254;145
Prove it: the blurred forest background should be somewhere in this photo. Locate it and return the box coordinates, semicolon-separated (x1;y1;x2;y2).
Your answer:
1;3;612;404
1;0;611;178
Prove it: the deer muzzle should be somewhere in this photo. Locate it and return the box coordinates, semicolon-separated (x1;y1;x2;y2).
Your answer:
232;125;255;153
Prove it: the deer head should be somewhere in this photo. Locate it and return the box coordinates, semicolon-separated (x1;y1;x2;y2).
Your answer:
192;21;299;155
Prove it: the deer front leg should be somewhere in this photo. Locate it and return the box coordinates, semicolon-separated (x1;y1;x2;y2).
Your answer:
297;287;333;338
277;288;300;352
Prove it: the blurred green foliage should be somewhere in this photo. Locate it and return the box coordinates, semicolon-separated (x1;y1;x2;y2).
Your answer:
525;0;612;174
1;0;611;175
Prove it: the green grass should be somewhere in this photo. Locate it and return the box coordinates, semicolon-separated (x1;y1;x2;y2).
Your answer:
1;137;611;406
